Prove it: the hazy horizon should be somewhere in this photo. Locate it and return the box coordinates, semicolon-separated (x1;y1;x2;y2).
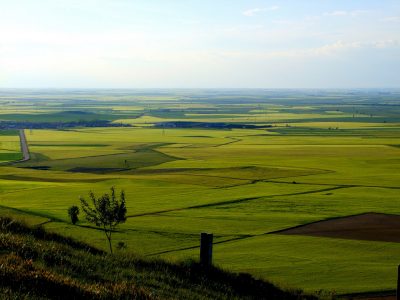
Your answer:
1;0;399;89
2;87;400;90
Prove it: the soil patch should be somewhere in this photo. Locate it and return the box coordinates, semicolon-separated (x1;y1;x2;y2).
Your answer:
277;213;400;243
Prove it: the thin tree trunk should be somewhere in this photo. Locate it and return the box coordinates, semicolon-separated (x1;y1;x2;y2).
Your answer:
104;226;113;254
108;225;113;254
107;234;113;254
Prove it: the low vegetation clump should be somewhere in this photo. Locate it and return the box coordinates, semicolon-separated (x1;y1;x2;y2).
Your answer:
68;205;80;225
0;216;315;299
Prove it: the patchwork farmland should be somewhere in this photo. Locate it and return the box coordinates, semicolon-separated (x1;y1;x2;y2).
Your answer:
0;89;399;296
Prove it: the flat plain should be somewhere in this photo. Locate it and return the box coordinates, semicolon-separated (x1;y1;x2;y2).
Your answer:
0;89;399;295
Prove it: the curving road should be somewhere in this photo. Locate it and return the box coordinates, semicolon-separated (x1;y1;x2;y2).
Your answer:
19;129;30;162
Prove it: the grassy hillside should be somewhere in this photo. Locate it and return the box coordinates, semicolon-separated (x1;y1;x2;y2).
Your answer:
0;216;315;300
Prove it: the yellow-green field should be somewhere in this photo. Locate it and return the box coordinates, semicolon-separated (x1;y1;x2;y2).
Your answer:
1;89;400;295
0;130;22;162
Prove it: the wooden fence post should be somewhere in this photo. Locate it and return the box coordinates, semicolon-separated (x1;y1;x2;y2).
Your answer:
200;233;213;266
397;265;400;300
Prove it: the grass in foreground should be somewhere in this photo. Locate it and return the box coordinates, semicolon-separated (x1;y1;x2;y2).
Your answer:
0;216;315;300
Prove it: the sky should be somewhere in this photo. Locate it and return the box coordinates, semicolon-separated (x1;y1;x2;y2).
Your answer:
0;0;399;88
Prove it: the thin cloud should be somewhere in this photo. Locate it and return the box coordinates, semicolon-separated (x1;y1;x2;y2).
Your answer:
271;19;294;25
215;39;400;60
381;16;400;23
324;10;368;17
243;6;279;17
324;10;347;16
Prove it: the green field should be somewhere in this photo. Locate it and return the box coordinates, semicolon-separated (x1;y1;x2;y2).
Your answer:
0;130;22;162
0;89;399;295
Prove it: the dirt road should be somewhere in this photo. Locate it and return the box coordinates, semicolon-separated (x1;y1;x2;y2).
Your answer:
19;129;30;161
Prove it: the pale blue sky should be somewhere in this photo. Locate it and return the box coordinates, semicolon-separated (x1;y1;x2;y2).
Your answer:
0;0;399;88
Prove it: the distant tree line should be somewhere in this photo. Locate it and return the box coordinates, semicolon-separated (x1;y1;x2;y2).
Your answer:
0;120;131;130
155;121;271;129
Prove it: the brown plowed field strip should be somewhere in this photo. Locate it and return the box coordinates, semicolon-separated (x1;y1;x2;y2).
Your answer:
276;213;400;243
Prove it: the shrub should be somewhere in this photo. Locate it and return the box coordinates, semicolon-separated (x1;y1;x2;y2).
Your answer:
68;206;80;225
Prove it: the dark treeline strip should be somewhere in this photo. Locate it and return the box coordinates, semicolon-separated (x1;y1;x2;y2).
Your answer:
155;121;271;129
0;120;131;130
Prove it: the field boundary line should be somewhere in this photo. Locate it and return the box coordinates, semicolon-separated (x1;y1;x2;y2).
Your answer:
127;185;349;218
0;204;61;223
337;289;396;299
213;136;242;147
263;179;400;190
147;235;253;256
147;210;400;256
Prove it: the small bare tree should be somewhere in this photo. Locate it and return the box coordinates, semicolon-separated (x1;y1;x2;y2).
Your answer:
80;187;127;254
